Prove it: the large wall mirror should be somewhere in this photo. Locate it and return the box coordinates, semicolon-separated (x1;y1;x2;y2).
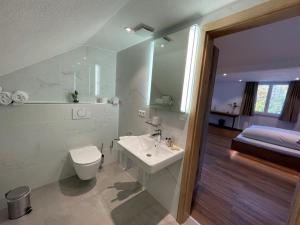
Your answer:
150;25;199;113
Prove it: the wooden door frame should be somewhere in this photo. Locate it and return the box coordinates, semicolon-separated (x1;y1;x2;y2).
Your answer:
177;0;300;224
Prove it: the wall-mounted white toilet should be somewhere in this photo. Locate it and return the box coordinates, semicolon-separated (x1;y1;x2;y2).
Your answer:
69;146;102;180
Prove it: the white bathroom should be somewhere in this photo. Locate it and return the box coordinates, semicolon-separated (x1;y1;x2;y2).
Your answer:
0;2;199;225
0;1;274;225
0;25;193;225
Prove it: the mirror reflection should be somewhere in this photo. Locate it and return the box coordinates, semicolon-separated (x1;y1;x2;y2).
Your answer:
150;27;191;112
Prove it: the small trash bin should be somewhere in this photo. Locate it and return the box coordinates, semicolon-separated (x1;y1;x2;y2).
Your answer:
5;186;32;219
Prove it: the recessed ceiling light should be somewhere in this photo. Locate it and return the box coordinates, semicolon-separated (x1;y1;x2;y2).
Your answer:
223;73;227;76
239;79;243;82
125;27;133;33
160;44;165;48
296;77;300;80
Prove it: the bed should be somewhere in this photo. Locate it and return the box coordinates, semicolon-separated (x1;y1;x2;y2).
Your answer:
231;125;300;171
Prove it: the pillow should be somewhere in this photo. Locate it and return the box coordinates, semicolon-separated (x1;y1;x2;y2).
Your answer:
242;125;300;150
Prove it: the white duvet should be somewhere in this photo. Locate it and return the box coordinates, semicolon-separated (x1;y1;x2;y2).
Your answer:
241;125;300;151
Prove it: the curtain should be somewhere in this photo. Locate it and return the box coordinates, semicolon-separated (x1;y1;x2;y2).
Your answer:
280;81;300;123
240;82;258;116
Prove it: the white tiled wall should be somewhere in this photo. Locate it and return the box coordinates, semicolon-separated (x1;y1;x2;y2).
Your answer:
0;103;119;209
116;40;187;217
0;46;116;103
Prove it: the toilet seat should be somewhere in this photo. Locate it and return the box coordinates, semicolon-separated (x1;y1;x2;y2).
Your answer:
70;146;102;165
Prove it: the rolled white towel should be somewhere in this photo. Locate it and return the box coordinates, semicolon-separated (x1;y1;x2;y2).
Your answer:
155;98;164;104
162;95;172;104
12;91;29;104
0;92;12;105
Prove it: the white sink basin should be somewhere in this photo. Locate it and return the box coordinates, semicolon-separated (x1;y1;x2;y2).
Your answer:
117;134;184;174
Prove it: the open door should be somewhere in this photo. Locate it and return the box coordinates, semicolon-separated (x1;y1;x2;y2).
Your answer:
177;2;300;224
192;45;219;203
177;39;219;223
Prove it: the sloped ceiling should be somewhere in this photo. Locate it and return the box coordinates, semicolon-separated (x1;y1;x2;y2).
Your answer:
86;0;238;51
215;16;300;82
0;0;129;77
0;0;237;77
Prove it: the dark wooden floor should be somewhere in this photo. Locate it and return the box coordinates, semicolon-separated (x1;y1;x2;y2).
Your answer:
191;128;299;225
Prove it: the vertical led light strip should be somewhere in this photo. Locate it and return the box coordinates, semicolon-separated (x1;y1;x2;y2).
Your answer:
95;64;100;96
180;24;200;113
147;41;155;106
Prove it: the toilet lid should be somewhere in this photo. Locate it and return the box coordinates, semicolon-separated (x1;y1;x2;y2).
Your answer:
70;146;102;165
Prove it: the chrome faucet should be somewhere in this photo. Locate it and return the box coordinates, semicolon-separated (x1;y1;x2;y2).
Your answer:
152;129;162;143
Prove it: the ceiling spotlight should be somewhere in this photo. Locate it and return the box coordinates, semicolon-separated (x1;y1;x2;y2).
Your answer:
296;77;300;80
125;27;133;33
160;44;165;48
223;73;227;76
239;79;243;82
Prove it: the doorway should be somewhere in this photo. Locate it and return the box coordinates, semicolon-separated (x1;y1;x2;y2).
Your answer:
177;1;300;224
191;15;300;225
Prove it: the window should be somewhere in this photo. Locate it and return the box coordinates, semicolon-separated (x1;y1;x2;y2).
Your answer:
254;83;288;116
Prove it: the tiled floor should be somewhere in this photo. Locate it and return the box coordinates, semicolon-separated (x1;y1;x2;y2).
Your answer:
0;163;179;225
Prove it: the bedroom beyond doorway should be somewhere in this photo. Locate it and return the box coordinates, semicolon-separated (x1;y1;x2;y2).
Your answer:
191;15;300;225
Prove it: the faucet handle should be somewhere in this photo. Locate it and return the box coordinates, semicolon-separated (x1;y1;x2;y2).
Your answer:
155;129;162;135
